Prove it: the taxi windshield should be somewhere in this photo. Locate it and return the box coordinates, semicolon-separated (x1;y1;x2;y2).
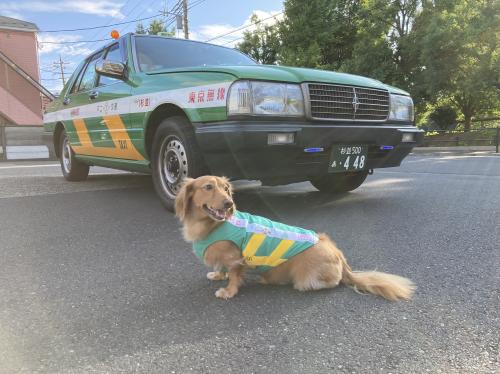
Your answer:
134;36;256;72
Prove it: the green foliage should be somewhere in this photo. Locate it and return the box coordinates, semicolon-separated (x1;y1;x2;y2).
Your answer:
415;0;499;130
429;105;457;130
344;0;420;90
135;22;146;35
238;1;499;128
236;14;281;64
279;0;361;70
148;19;175;36
135;19;175;36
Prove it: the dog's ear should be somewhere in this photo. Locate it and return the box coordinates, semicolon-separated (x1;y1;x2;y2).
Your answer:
175;178;195;221
221;176;233;195
220;176;236;214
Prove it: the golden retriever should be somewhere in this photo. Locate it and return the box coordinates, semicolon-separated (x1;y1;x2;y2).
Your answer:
175;175;415;301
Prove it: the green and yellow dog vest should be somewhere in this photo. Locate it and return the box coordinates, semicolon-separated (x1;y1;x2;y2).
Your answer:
193;211;319;272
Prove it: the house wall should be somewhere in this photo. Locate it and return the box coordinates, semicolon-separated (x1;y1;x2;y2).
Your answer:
0;29;42;125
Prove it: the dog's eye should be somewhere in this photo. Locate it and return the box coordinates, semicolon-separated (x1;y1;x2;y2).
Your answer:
224;186;230;193
204;184;213;190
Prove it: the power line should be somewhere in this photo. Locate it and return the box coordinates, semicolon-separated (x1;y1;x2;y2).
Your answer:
39;38;111;45
189;0;207;10
165;1;184;28
39;14;160;33
119;0;166;35
221;36;244;46
204;12;283;43
87;0;146;50
164;0;206;32
39;9;281;45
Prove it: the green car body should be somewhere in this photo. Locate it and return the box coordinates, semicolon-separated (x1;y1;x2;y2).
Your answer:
44;33;423;207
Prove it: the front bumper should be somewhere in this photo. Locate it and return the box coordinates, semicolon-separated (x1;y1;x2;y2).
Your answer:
195;121;423;184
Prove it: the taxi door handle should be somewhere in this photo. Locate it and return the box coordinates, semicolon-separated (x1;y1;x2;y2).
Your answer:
89;91;99;100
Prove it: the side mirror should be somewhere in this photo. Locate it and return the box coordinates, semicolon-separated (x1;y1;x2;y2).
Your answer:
95;59;126;79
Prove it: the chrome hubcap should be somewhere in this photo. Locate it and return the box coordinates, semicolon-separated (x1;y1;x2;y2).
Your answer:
62;137;72;173
159;137;188;198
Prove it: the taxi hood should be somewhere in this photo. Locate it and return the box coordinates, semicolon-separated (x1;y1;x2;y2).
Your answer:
147;64;409;95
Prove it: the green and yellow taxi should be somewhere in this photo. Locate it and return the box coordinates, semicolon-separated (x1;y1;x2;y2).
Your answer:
44;33;423;210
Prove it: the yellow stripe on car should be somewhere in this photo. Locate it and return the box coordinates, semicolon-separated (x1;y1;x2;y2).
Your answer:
102;115;145;160
72;118;93;150
70;116;145;161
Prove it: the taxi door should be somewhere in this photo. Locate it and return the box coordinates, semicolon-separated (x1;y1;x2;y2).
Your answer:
60;51;106;157
90;41;145;161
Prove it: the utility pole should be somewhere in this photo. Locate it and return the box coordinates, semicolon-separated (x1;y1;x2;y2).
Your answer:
58;56;66;86
53;55;70;86
162;0;168;25
182;0;189;39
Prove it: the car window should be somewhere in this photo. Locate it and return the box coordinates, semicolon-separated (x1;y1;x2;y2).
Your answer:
98;44;122;86
68;61;86;94
134;36;256;72
77;52;104;93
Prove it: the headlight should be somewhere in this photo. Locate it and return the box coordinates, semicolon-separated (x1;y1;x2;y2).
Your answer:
227;80;304;117
389;94;414;122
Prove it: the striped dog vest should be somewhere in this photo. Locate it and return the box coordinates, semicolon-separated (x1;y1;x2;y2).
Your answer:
192;210;319;273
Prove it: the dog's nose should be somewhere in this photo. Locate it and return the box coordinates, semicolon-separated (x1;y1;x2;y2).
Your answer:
223;199;233;209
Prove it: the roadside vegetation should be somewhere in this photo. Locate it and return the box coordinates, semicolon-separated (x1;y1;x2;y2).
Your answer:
237;0;499;131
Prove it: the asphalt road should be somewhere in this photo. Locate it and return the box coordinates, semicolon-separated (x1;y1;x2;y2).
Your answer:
0;151;499;374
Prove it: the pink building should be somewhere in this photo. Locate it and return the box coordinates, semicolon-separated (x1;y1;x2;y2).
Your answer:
0;16;53;126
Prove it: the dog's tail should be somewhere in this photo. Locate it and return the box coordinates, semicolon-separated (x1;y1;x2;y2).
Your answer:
338;251;415;301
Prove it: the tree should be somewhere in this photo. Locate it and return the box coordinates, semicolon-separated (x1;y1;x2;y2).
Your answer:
343;0;421;90
279;0;361;70
148;19;167;35
135;19;175;36
135;22;146;35
236;14;281;64
415;0;499;131
429;105;457;130
228;0;499;128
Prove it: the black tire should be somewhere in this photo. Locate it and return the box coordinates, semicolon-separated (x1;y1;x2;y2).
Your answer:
310;171;368;194
151;116;208;211
59;130;89;181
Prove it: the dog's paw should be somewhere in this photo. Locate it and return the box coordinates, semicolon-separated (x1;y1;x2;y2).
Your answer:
207;272;227;281
215;287;235;299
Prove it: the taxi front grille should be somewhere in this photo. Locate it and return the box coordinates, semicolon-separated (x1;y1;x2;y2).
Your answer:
307;83;390;122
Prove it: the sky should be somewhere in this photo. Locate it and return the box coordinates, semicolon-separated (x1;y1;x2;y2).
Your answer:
0;0;284;93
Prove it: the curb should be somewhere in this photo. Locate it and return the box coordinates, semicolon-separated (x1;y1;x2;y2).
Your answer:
412;146;497;154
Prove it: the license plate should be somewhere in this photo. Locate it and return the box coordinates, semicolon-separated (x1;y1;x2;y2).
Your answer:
328;145;368;173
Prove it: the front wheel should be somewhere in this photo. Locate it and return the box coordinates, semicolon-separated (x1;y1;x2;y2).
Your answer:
59;130;89;181
310;171;368;194
151;116;207;211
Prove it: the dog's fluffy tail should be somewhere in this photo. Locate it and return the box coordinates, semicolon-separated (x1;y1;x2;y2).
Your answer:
339;253;415;301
